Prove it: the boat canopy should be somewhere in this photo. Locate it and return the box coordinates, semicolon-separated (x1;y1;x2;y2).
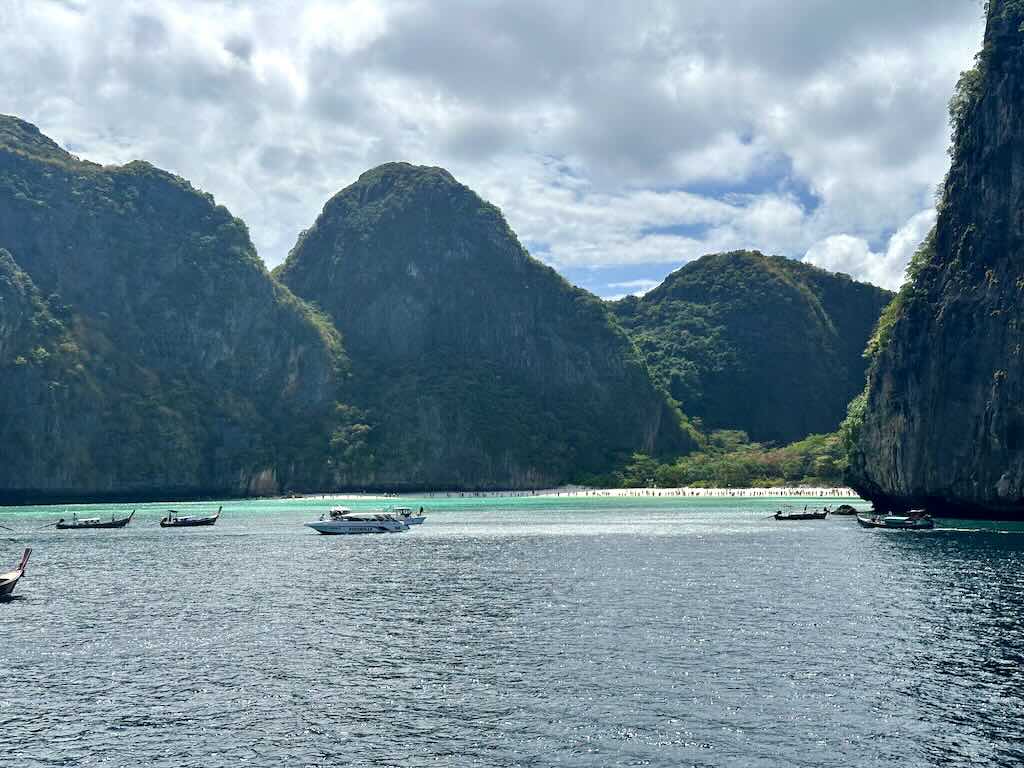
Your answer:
327;508;356;519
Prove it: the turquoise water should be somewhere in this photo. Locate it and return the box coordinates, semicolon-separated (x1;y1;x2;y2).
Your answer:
2;495;1024;767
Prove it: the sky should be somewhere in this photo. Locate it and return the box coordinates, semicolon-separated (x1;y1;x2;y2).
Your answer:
0;0;986;297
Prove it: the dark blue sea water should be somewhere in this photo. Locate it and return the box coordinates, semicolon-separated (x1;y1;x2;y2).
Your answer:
2;496;1024;767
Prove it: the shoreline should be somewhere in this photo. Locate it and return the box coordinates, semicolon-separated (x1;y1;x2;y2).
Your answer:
290;486;861;501
0;485;861;509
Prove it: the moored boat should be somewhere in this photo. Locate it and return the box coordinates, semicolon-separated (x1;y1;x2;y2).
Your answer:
305;507;409;535
774;506;828;521
856;511;934;530
0;548;31;598
55;510;134;530
160;506;221;528
391;506;427;525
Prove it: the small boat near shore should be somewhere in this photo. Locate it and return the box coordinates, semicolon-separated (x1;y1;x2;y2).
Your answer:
391;506;427;526
305;507;409;535
56;510;134;530
774;506;828;521
857;511;934;530
160;506;221;528
0;548;31;598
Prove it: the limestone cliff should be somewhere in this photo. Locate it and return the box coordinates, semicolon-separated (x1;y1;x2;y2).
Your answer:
0;117;347;501
848;1;1024;516
277;163;694;489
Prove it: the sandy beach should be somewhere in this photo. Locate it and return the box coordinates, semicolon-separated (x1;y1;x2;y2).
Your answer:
291;486;860;502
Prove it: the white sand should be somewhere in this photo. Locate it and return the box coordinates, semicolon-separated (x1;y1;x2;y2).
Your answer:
530;486;857;499
285;486;859;501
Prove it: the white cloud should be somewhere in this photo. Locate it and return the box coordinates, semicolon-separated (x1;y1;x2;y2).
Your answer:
803;208;937;290
607;279;662;298
0;0;986;294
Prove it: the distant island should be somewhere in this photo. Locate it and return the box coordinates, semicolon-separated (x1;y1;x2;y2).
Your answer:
0;117;888;503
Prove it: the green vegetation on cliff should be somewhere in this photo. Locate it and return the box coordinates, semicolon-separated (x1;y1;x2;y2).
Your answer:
0;119;896;499
613;251;892;445
0;115;356;500
277;163;695;489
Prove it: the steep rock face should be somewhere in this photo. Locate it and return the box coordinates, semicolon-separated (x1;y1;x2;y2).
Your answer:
0;248;101;493
0;116;346;501
849;2;1024;516
277;163;693;489
614;251;892;444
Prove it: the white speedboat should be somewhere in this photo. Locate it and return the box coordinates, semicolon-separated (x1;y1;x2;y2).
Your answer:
856;511;935;530
391;506;426;525
305;507;409;535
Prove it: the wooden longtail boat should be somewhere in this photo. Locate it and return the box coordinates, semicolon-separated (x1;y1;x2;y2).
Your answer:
0;548;31;598
774;507;828;521
160;506;221;528
55;510;134;530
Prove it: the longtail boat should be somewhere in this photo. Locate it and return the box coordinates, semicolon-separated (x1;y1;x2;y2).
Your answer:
160;506;221;528
56;510;134;530
774;507;828;521
0;548;31;598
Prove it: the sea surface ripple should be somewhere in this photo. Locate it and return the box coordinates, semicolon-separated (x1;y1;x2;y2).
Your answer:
2;496;1024;767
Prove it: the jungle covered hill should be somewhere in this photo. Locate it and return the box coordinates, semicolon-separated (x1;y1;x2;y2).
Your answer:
275;162;697;490
1;116;891;501
613;251;892;445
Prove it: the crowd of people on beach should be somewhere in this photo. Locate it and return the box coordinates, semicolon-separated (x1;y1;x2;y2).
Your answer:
301;486;858;501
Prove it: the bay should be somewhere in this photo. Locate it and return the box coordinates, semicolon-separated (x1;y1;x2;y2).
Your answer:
2;496;1024;767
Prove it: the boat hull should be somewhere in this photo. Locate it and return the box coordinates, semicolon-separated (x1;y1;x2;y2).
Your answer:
305;521;408;535
856;514;934;530
161;507;221;528
55;511;134;530
0;577;20;597
0;548;31;598
160;517;218;527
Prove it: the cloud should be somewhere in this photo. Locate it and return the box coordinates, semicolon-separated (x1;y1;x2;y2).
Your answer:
0;0;986;297
607;279;662;299
803;208;937;290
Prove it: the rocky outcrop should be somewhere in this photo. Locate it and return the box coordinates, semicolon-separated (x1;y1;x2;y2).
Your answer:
613;251;892;444
0;116;348;502
848;1;1024;517
277;163;694;489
